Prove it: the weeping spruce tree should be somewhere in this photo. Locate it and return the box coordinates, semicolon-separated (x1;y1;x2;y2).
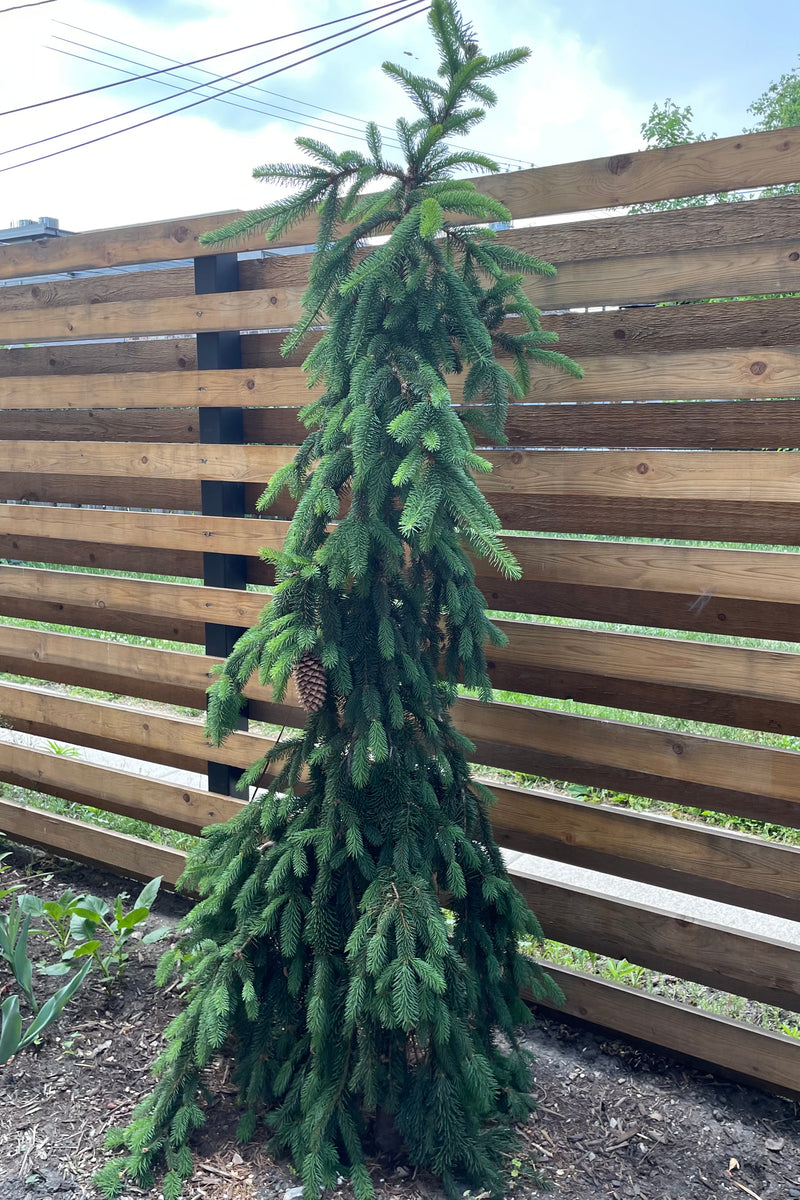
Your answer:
96;5;582;1198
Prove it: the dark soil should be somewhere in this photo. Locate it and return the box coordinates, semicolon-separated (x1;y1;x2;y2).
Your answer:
1;848;799;1200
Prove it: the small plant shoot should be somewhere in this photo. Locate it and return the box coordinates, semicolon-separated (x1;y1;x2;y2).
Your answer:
95;4;581;1198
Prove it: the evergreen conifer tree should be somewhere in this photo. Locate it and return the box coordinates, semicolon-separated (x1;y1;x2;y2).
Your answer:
95;4;582;1198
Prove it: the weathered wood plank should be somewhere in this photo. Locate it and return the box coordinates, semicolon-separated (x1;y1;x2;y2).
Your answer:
3;714;795;921
0;740;242;834
245;396;800;451
3;194;798;319
533;965;800;1095
0;533;203;579
0;409;200;444
0;681;271;774
492;783;800;921
0;368;313;412
482;449;800;503
1;129;799;277
2;441;289;481
0;473;200;511
484;537;800;608
2;296;798;385
0;338;197;377
500;399;800;451
1;196;795;314
521;346;800;404
0;796;187;885
0;504;284;555
7;443;799;504
0;626;287;714
3;260;798;346
487;619;800;735
0;290;305;344
512;868;800;1011
5;631;800;827
483;495;800;544
0;567;266;644
6;620;800;777
457;699;800;829
7;346;800;430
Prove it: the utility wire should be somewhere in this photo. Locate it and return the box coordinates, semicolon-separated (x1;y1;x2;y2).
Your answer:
44;44;407;152
1;0;423;163
0;0;55;12
51;19;535;170
0;3;428;174
0;0;414;118
56;20;416;141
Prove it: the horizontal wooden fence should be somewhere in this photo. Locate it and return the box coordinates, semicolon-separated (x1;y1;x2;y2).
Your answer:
2;126;800;1094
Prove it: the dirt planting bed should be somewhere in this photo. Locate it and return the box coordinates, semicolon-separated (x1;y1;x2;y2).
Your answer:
1;849;798;1200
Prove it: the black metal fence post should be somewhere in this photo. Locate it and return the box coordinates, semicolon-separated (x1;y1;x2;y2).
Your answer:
194;252;249;796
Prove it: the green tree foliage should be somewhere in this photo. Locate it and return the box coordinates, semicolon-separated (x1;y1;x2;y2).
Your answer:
632;63;800;213
94;4;581;1198
747;57;800;132
630;100;744;211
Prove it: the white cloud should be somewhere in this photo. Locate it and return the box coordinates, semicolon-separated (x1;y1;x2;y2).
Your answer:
0;0;647;232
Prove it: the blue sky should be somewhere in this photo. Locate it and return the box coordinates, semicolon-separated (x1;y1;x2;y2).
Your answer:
545;0;799;134
0;0;797;229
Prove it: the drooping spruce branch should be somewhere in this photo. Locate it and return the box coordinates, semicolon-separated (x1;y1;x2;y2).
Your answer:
94;4;582;1199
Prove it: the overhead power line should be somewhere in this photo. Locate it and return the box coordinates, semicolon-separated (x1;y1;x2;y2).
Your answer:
3;0;419;163
0;2;428;174
0;0;56;12
50;20;535;170
45;44;407;152
0;0;415;118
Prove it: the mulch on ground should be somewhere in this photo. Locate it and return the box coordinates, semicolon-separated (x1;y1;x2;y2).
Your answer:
1;849;798;1200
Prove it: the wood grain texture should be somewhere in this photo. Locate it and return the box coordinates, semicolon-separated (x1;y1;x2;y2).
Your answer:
0;338;197;377
0;533;203;580
511;868;800;1011
0;408;200;444
456;698;800;828
3;441;289;482
0;289;305;345
2;196;795;314
6;626;800;825
0;368;314;412
0;626;289;715
501;399;800;451
2;699;796;919
0;565;266;621
239;296;800;366
492;783;800;920
520;346;800;404
244;396;800;451
0;472;199;511
487;619;800;734
485;537;800;608
0;504;285;556
481;449;800;503
1;128;799;277
534;965;800;1095
4;256;798;347
2;296;798;384
0;681;271;774
484;495;800;545
0;797;186;885
9;343;800;426
0;740;243;834
21;442;782;507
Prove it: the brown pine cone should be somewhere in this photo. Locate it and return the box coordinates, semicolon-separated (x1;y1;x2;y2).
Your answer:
294;652;327;712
